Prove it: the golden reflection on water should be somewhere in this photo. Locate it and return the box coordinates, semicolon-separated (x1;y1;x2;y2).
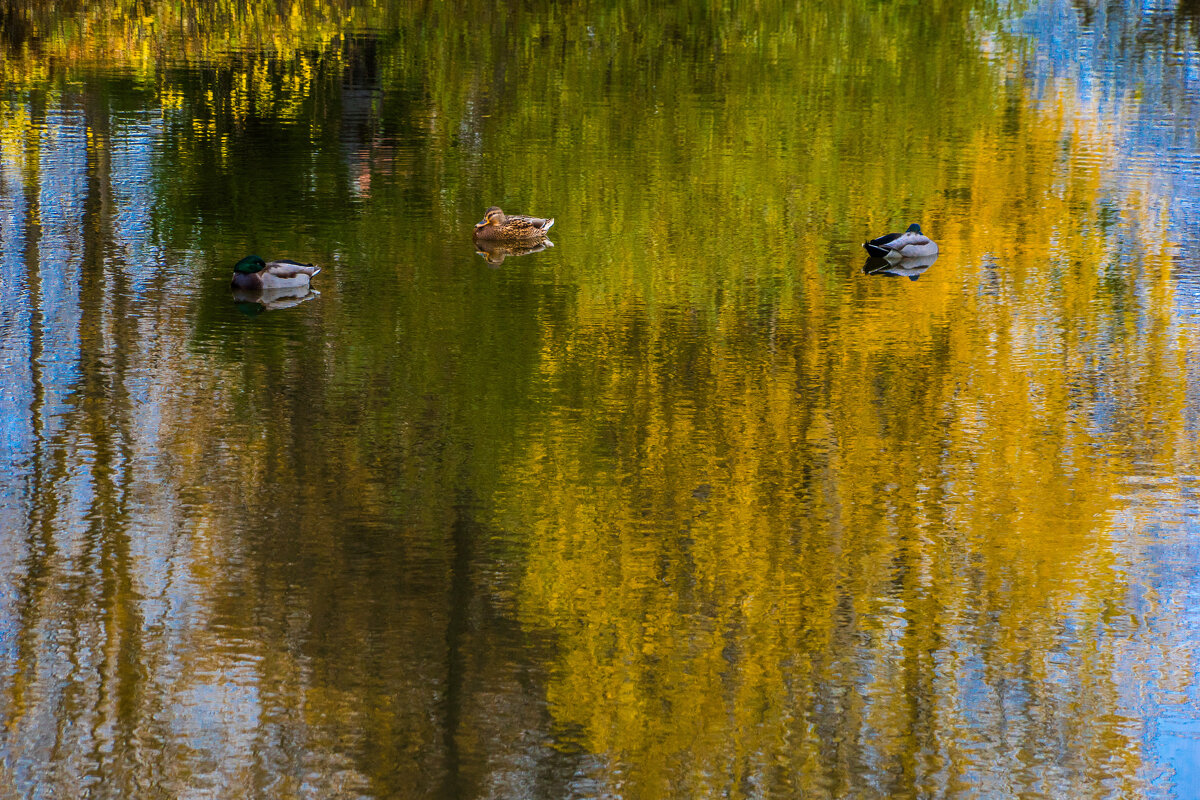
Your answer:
2;0;1200;797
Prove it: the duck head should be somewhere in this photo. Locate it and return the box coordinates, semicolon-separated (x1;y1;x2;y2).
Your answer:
475;207;507;229
234;255;267;274
905;223;922;234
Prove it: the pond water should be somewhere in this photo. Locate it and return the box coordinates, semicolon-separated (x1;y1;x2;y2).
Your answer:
2;0;1200;797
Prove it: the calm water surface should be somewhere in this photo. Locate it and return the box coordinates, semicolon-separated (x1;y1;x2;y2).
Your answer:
2;0;1200;797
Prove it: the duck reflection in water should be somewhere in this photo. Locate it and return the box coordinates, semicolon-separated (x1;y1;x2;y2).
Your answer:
862;252;938;281
231;286;320;315
475;238;554;266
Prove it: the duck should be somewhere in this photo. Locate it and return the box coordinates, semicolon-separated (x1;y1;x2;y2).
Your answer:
230;255;321;290
862;223;939;260
473;206;554;242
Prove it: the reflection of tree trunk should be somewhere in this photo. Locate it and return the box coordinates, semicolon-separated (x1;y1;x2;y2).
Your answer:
0;3;33;54
77;87;146;790
438;493;475;800
9;87;48;751
435;491;589;800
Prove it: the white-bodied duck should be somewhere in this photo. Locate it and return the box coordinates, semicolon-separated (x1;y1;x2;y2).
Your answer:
863;223;939;260
230;255;322;290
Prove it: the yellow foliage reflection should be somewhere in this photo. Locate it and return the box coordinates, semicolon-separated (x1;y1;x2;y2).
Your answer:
496;79;1198;797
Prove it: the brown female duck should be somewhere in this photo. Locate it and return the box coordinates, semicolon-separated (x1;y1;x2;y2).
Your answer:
473;206;554;242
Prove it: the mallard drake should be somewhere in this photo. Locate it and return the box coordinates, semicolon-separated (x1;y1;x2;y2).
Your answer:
863;223;939;260
230;255;321;290
473;206;554;242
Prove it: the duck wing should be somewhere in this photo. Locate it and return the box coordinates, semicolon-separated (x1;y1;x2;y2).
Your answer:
511;215;555;232
876;232;930;252
265;259;322;278
898;233;932;248
884;235;939;261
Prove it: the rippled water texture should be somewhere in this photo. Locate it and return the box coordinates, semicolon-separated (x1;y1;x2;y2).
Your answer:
2;1;1200;797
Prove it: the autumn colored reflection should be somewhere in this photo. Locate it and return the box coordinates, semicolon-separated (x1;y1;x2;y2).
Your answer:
2;0;1200;798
